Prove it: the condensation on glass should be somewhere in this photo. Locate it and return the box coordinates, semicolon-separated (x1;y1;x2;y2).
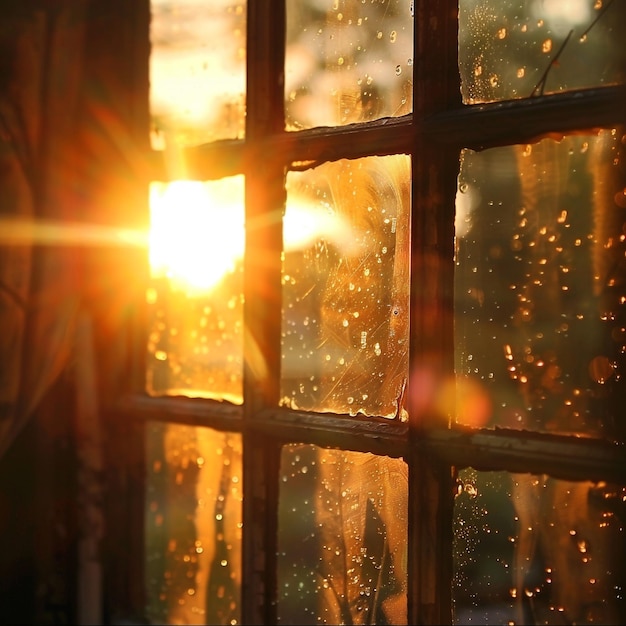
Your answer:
285;0;414;130
459;0;626;104
453;468;626;625
145;422;243;626
150;0;246;150
277;444;408;625
455;128;626;439
281;155;411;418
146;177;245;403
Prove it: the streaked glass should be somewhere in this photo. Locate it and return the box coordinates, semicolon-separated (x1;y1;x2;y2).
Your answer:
281;155;411;418
459;0;626;104
146;178;245;403
150;0;246;149
453;468;625;624
455;128;626;439
145;422;243;625
285;0;414;129
278;444;408;624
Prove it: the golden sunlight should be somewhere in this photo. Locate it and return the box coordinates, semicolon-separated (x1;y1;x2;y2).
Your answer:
149;178;245;293
148;178;359;294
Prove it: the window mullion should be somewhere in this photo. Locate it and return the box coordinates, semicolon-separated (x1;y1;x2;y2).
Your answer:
410;1;461;623
242;2;286;624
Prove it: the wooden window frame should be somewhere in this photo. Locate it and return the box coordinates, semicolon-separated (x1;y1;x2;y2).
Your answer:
105;1;626;624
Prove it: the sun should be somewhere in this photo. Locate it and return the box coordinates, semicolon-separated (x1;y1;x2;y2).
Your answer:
149;178;245;293
148;175;360;295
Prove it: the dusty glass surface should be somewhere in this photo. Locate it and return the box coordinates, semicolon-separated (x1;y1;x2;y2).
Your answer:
453;468;626;625
285;0;413;129
145;422;242;625
281;155;411;418
146;178;245;403
455;129;626;439
277;444;408;625
150;0;246;150
459;0;626;104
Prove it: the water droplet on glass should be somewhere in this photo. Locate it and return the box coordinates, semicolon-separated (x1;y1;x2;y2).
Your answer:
614;189;626;209
464;483;478;497
589;355;614;384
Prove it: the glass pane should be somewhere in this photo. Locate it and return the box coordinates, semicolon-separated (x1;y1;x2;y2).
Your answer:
278;444;408;624
145;422;243;625
453;468;626;625
150;0;246;150
459;0;626;104
285;0;413;130
147;178;245;403
281;155;411;418
455;128;626;439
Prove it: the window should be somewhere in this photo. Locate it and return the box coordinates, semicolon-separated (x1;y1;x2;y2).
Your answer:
114;1;626;624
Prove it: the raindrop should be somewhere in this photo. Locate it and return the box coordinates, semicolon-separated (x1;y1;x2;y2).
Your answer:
614;189;626;209
464;483;478;497
395;65;402;76
589;355;614;384
389;30;397;43
611;327;626;342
